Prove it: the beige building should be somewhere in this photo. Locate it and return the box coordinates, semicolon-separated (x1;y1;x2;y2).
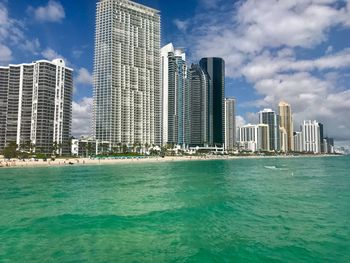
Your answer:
278;101;294;152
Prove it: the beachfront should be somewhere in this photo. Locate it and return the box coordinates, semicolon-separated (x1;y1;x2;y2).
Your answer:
0;154;341;169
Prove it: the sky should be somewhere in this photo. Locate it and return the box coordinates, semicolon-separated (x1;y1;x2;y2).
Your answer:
0;0;349;147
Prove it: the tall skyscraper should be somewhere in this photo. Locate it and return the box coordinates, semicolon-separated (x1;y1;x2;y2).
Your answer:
0;59;73;155
225;97;236;150
161;43;190;146
199;57;225;146
259;108;280;151
302;120;321;153
278;101;294;152
189;64;209;146
93;0;161;148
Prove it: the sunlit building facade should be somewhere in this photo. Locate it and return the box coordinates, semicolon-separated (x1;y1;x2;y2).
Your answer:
0;59;73;155
93;0;161;148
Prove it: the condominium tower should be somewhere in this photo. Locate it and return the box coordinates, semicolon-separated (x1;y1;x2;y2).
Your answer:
238;124;270;152
301;120;321;153
0;59;73;155
93;0;161;148
188;64;209;146
259;108;280;151
161;43;190;146
225;97;236;150
278;101;294;151
199;57;225;146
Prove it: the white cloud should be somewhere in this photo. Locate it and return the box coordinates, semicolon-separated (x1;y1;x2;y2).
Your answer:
236;115;246;128
19;38;41;55
30;0;65;23
76;68;93;85
72;97;93;138
174;19;189;32
0;43;11;63
41;47;62;60
242;48;350;81
182;0;350;140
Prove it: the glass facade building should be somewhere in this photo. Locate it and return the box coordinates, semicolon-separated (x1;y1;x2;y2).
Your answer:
259;109;280;151
199;57;225;146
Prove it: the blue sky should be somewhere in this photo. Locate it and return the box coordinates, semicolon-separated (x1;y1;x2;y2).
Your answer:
1;0;350;147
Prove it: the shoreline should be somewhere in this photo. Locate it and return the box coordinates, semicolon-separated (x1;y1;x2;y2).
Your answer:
0;154;344;170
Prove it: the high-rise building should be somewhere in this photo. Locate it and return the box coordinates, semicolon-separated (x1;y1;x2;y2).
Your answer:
188;64;209;146
238;124;270;152
278;101;294;151
259;109;280;151
225;97;236;150
161;43;190;146
93;0;161;148
293;131;303;152
279;127;288;153
323;137;334;154
0;59;73;155
199;57;225;146
302;120;321;153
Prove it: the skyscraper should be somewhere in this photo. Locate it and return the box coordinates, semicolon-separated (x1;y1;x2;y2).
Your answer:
199;57;225;146
278;101;294;152
161;43;190;146
188;64;209;146
225;97;236;150
302;120;321;153
259;108;280;151
93;0;161;148
0;59;73;155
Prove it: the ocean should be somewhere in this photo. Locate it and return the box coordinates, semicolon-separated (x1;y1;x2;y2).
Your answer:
0;156;349;262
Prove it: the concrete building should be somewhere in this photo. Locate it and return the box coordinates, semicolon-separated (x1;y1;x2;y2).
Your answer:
293;131;303;152
93;0;161;149
323;137;335;154
259;109;280;151
199;57;225;146
302;120;321;153
278;101;294;152
279;127;288;153
0;59;73;155
225;97;236;151
238;124;270;152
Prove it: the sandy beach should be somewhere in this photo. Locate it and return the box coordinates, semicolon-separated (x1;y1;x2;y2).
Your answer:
0;154;341;169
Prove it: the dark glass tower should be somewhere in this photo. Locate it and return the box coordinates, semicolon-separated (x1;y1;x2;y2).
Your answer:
199;57;225;146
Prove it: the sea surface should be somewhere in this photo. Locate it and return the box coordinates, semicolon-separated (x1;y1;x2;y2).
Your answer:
0;156;349;262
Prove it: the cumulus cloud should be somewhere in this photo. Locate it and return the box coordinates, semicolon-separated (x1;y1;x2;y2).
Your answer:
76;68;93;85
181;0;350;141
236;115;246;128
41;47;64;61
173;19;189;32
29;0;65;23
72;97;93;138
19;38;41;55
0;2;46;64
0;43;11;63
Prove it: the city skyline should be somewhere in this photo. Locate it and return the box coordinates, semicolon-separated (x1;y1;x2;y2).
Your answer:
0;0;350;147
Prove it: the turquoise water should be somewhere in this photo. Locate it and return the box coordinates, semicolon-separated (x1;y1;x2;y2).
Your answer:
0;156;349;262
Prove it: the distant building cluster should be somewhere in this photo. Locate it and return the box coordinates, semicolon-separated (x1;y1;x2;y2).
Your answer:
238;101;335;154
0;0;337;157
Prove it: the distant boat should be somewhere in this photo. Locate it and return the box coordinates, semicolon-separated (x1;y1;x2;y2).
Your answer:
264;166;289;171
